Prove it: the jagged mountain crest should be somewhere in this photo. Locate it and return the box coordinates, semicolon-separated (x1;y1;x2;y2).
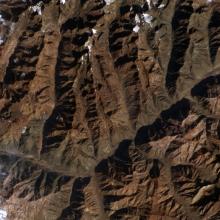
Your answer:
0;0;220;219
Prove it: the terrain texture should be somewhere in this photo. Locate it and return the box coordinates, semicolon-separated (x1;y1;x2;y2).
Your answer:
0;0;220;219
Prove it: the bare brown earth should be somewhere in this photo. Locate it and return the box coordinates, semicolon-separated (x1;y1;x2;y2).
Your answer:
0;0;220;219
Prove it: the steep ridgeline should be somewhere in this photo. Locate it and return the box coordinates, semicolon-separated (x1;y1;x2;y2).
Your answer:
0;0;220;219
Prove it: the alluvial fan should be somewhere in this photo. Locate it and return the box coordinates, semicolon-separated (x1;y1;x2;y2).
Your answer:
0;0;220;219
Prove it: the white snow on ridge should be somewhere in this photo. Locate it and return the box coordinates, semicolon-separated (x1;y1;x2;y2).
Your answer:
146;0;166;9
31;5;42;15
85;39;92;53
133;14;140;33
158;3;165;9
30;1;43;15
60;0;66;4
0;15;3;22
0;209;7;220
146;0;151;9
104;0;115;6
135;14;140;24
0;15;6;25
0;37;4;46
92;29;97;34
21;126;27;134
133;25;140;33
143;13;153;24
133;12;153;32
0;14;5;45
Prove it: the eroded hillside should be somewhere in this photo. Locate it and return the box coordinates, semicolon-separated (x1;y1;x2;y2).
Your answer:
0;0;220;219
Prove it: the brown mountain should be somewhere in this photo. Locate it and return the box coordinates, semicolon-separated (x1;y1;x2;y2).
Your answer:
0;0;220;219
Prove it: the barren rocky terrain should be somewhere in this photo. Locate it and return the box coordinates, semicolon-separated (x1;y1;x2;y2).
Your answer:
0;0;220;219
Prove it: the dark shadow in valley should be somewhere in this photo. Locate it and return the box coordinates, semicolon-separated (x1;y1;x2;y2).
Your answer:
135;98;190;146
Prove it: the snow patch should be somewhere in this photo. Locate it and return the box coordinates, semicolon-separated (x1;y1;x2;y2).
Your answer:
143;13;153;24
146;0;166;9
0;15;4;23
133;25;140;33
60;0;66;4
146;0;152;9
135;14;140;23
21;126;27;134
133;12;153;32
158;3;165;9
0;15;6;26
0;15;5;45
104;0;115;5
133;14;140;33
0;209;7;220
92;29;97;34
85;39;92;53
32;6;41;15
0;37;4;46
80;38;92;63
31;2;42;15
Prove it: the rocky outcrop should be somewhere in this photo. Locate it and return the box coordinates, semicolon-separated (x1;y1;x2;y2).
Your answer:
0;0;220;219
